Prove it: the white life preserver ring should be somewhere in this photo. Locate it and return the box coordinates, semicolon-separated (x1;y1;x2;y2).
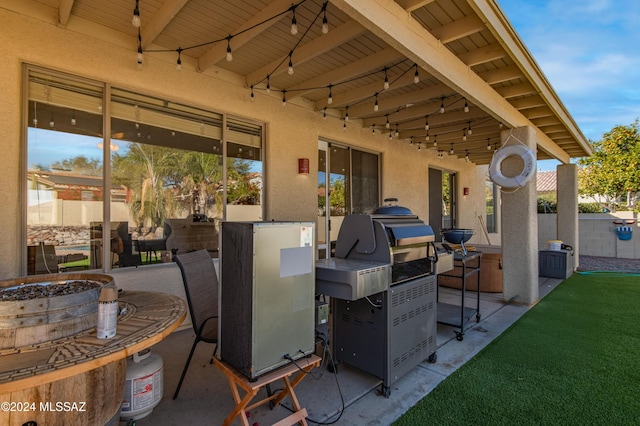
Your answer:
489;144;536;188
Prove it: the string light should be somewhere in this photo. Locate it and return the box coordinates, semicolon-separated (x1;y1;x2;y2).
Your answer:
374;93;379;112
282;90;287;106
226;36;233;61
413;64;420;84
71;110;76;126
465;150;470;162
132;0;141;28
388;130;392;140
344;106;349;121
426;132;430;143
462;130;467;141
449;144;454;155
385;115;390;129
321;2;329;34
395;123;399;138
136;30;143;69
464;98;469;113
176;47;183;71
288;52;294;75
371;125;375;135
266;75;271;93
383;68;389;90
250;85;254;101
487;139;492;150
433;135;438;147
440;97;445;113
499;122;504;129
424;117;429;131
323;107;327;119
290;7;298;35
467;122;473;135
49;111;55;128
327;85;333;105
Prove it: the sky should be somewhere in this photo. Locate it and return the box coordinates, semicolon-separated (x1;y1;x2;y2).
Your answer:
497;0;640;170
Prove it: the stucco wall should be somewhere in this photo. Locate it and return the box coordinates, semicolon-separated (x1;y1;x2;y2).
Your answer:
0;7;493;280
538;213;639;259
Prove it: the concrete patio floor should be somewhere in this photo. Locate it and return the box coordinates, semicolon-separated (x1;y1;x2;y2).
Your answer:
119;276;563;426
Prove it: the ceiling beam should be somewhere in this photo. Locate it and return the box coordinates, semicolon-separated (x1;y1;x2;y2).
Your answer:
329;0;570;162
141;0;189;49
494;81;536;99
245;20;366;86
431;15;485;44
509;95;546;110
395;0;436;12
198;0;294;73
478;65;523;85
316;70;422;110
285;46;404;98
58;0;74;27
348;85;452;118
459;43;506;67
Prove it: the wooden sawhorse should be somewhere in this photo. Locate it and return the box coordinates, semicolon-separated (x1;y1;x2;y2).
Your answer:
214;355;321;426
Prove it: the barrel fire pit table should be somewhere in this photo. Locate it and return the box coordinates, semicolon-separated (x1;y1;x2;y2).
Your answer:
0;273;186;426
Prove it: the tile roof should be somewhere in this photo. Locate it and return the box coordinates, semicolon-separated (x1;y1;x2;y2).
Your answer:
536;170;557;192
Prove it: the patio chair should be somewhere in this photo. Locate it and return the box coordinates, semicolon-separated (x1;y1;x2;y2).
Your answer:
173;249;219;400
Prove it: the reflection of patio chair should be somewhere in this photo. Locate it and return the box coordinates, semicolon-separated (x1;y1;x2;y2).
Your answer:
111;222;141;267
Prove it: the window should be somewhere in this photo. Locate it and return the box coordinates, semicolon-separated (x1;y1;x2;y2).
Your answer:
24;66;264;275
485;180;497;233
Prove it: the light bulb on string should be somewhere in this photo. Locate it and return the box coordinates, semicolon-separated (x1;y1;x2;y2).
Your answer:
413;64;420;84
288;52;294;75
395;124;399;138
487;139;492;150
250;86;254;102
132;0;141;27
49;111;55;128
226;37;233;61
385;116;390;129
433;135;438;147
425;132;430;143
33;102;38;127
327;85;333;105
440;97;445;113
424;117;429;131
176;48;183;71
464;99;469;113
383;68;389;90
373;94;379;112
371;126;375;136
344;106;349;121
323;107;327;119
290;8;298;35
465;150;470;162
282;90;287;106
418;143;422;151
462;130;466;141
467;123;473;135
388;131;392;140
266;75;271;93
449;144;454;155
322;4;329;34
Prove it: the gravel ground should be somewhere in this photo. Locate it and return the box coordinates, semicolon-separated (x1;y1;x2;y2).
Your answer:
577;255;640;273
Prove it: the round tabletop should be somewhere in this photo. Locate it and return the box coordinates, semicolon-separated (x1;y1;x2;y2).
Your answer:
0;290;186;394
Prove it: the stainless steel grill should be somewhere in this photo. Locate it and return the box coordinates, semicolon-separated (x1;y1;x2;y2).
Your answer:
315;199;445;397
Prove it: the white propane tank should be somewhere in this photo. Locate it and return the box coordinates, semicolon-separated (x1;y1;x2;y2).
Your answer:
121;348;164;422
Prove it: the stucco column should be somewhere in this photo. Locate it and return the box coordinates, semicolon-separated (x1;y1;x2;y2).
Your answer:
556;164;579;269
500;126;539;305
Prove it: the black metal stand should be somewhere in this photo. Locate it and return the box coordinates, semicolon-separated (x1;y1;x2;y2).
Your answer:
437;251;482;341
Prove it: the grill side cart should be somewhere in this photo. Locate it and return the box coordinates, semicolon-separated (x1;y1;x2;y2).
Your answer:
436;251;482;341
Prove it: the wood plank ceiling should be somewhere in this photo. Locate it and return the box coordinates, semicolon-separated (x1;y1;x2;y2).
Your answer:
29;0;592;164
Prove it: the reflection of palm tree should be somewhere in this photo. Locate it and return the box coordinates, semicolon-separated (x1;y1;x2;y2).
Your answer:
113;143;178;228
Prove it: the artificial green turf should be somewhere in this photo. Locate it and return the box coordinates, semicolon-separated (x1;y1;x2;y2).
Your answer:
394;272;640;425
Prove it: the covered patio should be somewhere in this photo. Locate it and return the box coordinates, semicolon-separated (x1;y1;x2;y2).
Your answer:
124;276;563;425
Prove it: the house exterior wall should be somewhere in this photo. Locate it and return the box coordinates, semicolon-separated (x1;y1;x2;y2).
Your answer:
0;8;495;281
